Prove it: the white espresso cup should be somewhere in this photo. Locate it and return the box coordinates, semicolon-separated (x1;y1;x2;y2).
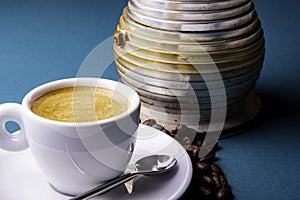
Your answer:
0;77;140;195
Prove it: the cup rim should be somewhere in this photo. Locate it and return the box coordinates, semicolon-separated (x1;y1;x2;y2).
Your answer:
22;77;140;127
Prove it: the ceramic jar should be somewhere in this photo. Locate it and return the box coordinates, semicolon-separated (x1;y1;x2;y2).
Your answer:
114;0;265;136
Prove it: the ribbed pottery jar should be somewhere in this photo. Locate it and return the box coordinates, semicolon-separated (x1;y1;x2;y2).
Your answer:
114;0;265;136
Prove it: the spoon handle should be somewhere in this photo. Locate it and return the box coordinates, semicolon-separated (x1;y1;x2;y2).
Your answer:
70;172;139;200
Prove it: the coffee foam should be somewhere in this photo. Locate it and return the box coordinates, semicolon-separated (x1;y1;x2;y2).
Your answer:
31;86;130;122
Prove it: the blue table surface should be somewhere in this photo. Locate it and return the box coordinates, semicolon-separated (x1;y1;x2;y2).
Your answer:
0;0;299;199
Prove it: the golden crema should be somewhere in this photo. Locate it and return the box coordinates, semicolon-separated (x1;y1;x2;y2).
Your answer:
31;86;130;122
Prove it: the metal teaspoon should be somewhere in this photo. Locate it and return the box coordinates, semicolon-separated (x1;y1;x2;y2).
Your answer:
70;154;177;200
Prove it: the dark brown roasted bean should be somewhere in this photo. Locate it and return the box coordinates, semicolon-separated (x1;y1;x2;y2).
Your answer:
160;128;171;135
186;145;200;163
212;173;222;188
216;187;234;200
152;123;164;131
141;120;234;200
142;119;156;126
219;175;229;187
200;175;216;187
199;152;216;164
196;162;211;173
210;164;223;175
169;129;177;137
193;132;206;146
195;138;204;147
192;147;199;156
198;186;213;197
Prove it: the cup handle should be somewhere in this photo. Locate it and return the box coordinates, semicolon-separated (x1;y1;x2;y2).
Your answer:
0;103;29;151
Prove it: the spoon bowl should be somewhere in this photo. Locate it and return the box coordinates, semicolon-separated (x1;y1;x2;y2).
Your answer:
135;154;177;175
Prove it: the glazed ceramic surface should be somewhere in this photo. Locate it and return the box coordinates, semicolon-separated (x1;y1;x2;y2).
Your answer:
0;78;140;195
114;0;265;133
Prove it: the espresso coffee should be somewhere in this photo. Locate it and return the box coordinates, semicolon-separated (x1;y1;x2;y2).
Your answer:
31;86;130;122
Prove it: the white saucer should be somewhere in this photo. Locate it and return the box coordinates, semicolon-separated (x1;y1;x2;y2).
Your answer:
0;124;192;200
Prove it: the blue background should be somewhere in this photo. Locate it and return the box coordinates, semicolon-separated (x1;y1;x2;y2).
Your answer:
0;0;299;199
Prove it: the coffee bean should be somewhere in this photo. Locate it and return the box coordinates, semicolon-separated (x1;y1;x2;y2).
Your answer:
193;132;206;146
192;146;199;155
199;152;216;164
219;175;228;187
198;186;213;197
142;119;156;126
152;123;164;131
161;128;171;135
140;120;234;200
216;187;234;200
195;138;204;147
191;171;203;185
196;162;211;173
200;175;216;187
210;164;223;175
212;173;222;188
170;129;177;137
186;145;200;163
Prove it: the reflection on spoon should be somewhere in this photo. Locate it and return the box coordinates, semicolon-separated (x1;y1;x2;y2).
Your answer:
70;154;177;200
